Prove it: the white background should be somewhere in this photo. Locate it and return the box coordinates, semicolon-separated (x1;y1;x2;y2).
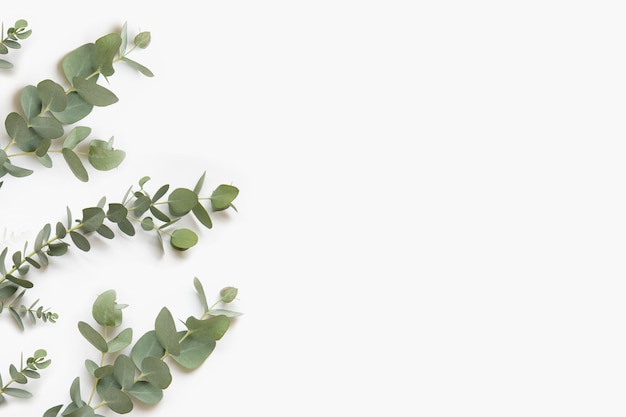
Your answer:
1;1;625;415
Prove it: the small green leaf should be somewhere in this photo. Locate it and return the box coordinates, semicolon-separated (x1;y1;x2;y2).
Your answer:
88;138;125;170
20;85;42;120
211;184;239;211
108;328;133;353
92;289;120;327
62;148;89;182
192;202;213;229
155;307;180;356
2;387;31;398
101;386;133;414
170;228;198;251
186;315;230;340
9;364;27;384
63;126;91;149
220;287;239;303
193;278;209;312
70;231;91;251
78;321;108;352
42;404;63;417
81;207;106;233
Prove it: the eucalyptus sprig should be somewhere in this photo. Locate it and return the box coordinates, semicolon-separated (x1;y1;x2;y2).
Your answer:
42;278;240;416
1;22;153;182
0;19;31;69
0;349;51;404
0;172;238;328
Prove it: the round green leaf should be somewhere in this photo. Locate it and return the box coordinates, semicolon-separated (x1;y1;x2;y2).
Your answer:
170;228;198;251
167;188;198;216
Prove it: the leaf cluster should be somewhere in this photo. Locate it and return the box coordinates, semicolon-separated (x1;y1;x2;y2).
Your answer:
0;172;239;328
1;22;152;182
43;278;240;416
0;19;31;69
0;349;51;403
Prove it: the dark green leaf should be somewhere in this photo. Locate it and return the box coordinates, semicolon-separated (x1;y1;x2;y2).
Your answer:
81;207;106;233
192;203;213;229
70;231;91;251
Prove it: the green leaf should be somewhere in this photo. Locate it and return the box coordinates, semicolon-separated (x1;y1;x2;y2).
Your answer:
10;364;27;384
155;307;180;356
92;289;121;327
94;365;113;379
186;315;230;340
63;126;91;149
20;85;42;120
94;33;121;77
47;242;69;256
220;287;239;303
120;56;154;77
55;222;67;239
85;359;99;376
29;116;63;139
101;386;133;414
78;321;108;352
63;43;96;85
96;224;115;239
0;59;12;69
62;148;89;182
5;111;37;151
37;79;68;112
131;331;164;369
73;77;119;107
108;328;132;353
2;387;31;398
3;161;33;177
70;231;91;251
70;376;84;406
193;171;206;194
117;219;136;236
42;404;63;417
106;203;128;223
152;184;169;202
170;332;216;370
140;217;154;231
51;92;93;124
168;188;198;216
141;356;171;389
81;207;106;232
126;381;162;404
193;278;209;312
211;184;239;211
35;138;51;157
134;31;151;48
5;274;33;288
113;354;136;390
192;202;213;229
170;228;198;251
88;139;126;170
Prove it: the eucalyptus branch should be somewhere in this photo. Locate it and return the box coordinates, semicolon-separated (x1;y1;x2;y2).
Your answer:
0;349;51;404
0;19;31;69
42;278;241;416
0;22;153;183
0;172;239;329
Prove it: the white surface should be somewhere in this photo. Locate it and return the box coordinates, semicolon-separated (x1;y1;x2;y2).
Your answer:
1;1;625;415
